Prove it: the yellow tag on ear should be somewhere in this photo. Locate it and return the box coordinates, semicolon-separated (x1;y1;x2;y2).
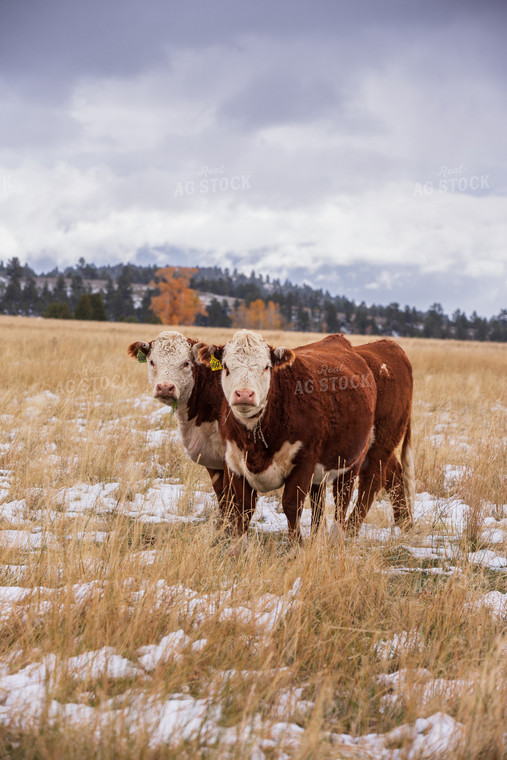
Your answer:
210;354;222;371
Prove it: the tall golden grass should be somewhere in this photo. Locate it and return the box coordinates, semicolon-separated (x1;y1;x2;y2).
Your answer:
0;315;505;758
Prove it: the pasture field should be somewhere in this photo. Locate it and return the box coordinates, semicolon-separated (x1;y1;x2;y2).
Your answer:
0;315;506;759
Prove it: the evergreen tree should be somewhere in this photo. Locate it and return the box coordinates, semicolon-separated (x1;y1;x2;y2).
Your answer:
74;293;94;320
470;311;488;341
296;306;310;331
324;301;338;332
452;309;469;340
354;302;369;334
2;257;24;313
43;302;72;319
385;302;402;335
104;276;116;320
114;266;135;320
137;287;159;323
21;275;39;315
39;281;51;314
423;303;445;339
206;298;232;327
70;272;85;309
53;274;69;305
90;292;107;321
489;310;507;342
284;292;294;325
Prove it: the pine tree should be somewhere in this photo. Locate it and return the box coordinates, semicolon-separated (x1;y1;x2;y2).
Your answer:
90;292;107;321
206;298;232;327
137;288;160;324
21;276;39;315
74;293;94;320
2;257;23;313
114;266;136;321
423;303;445;339
70;273;85;309
104;276;116;320
324;301;338;332
39;282;51;314
53;274;69;305
43;302;72;319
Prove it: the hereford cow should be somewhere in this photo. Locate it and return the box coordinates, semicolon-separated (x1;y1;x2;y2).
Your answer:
199;330;376;541
127;331;255;532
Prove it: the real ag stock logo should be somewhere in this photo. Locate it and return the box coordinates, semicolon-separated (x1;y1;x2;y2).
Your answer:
414;164;490;196
174;165;251;197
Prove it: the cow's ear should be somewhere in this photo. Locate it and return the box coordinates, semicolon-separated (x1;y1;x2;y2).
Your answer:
127;341;151;360
198;344;223;367
190;341;206;362
271;346;295;369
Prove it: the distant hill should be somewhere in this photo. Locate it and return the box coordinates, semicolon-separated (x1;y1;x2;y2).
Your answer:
0;257;505;341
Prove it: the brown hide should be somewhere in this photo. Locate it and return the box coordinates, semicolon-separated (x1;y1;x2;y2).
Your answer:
348;338;414;533
324;338;414;534
220;336;376;540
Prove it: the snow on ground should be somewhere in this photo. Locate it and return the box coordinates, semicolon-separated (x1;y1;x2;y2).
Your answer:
331;711;464;760
0;405;506;755
474;590;507;619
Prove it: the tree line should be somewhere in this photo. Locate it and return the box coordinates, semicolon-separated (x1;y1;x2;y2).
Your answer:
0;257;505;341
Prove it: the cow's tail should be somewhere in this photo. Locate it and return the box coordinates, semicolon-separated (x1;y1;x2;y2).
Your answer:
401;418;415;519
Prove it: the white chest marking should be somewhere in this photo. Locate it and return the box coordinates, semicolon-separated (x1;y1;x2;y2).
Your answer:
177;418;224;469
226;439;303;492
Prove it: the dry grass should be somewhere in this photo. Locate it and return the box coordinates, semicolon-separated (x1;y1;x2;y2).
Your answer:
0;315;506;759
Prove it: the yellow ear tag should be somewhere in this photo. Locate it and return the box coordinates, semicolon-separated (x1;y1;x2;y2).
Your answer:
210;354;222;371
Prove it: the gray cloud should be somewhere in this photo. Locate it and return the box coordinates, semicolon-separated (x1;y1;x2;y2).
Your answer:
0;0;505;315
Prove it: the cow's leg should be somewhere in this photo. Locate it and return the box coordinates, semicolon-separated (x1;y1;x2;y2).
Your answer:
346;461;383;537
207;467;247;536
384;454;413;530
216;466;257;537
346;478;378;537
206;467;225;505
332;469;356;528
228;471;257;535
282;464;315;543
206;467;229;532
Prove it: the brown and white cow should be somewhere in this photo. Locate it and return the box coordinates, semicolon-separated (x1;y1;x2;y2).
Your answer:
199;330;376;541
127;331;255;531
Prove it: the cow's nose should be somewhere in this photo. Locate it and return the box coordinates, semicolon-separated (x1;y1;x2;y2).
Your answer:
155;383;175;397
234;389;255;404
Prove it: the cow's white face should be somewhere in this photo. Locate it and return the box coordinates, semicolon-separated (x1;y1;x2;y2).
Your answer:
134;331;196;408
222;331;273;424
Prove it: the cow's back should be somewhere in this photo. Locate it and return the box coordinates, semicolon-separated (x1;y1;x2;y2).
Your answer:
354;339;412;447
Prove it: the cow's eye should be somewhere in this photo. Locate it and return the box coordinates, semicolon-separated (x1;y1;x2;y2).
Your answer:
150;360;155;367
264;364;270;371
182;361;190;369
223;362;230;376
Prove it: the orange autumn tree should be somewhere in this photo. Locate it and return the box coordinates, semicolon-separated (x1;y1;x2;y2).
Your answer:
232;299;285;330
150;267;206;325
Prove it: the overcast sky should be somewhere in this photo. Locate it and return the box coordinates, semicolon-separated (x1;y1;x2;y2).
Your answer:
0;0;505;315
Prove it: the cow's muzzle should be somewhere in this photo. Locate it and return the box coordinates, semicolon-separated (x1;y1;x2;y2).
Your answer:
154;382;177;401
232;389;256;406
